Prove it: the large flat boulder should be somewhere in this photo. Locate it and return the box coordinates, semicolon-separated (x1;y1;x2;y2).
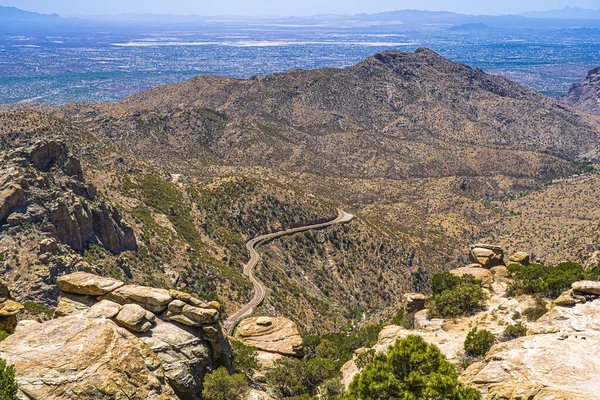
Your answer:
103;285;173;313
572;280;600;295
0;315;176;400
57;271;124;296
235;317;303;357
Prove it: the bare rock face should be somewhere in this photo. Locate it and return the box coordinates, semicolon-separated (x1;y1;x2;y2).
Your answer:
469;243;504;268
0;315;176;400
463;300;600;399
57;271;124;295
235;316;304;357
103;284;173;313
559;67;600;116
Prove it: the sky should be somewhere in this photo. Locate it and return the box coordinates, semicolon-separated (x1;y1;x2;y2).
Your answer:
1;0;599;17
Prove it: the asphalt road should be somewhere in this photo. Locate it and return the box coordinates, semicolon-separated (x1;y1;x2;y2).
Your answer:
224;209;354;336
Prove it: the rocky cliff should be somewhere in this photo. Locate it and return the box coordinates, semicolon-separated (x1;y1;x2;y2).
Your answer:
560;66;600;116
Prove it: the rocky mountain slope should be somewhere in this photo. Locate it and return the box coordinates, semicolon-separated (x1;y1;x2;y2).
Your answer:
560;66;600;116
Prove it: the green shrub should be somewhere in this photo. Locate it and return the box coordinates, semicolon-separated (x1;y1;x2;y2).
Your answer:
502;322;528;340
507;262;584;298
345;335;481;400
230;340;259;379
23;301;53;317
202;367;248;400
464;328;495;357
266;357;339;398
0;357;18;400
585;264;600;281
390;308;416;329
427;273;486;318
522;298;548;321
0;331;9;342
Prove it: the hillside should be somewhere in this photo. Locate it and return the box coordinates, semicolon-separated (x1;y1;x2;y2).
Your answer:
2;49;600;334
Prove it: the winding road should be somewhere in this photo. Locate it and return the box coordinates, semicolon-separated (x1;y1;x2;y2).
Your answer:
224;209;354;336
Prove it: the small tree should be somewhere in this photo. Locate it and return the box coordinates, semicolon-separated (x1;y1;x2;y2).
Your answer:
346;335;481;400
0;357;18;400
202;367;248;400
464;328;495;358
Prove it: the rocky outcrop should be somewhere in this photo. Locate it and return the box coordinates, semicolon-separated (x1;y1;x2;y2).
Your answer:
469;244;504;268
0;298;24;333
559;66;600;116
235;316;304;357
401;293;429;314
0;272;233;399
0;316;176;400
0;140;137;255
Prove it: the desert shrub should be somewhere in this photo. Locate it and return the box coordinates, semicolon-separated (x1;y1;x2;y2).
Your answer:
585;264;600;281
202;367;248;400
23;301;53;317
230;339;259;379
502;322;528;340
507;262;584;298
427;273;486;318
464;328;495;357
390;308;416;329
522;298;549;321
266;357;339;398
0;331;9;342
303;324;382;368
0;357;18;400
344;335;481;400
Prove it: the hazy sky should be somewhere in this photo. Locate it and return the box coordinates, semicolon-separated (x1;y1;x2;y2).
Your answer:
1;0;599;17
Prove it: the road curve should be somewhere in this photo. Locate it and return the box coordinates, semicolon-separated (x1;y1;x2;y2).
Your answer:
224;209;354;336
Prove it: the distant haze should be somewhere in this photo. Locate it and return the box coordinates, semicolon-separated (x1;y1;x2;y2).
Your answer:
0;0;599;17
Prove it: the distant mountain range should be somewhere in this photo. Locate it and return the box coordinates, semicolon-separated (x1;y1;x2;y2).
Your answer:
523;7;600;20
0;5;59;21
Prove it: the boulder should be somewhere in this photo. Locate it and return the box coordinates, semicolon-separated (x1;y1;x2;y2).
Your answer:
469;243;504;268
39;237;58;254
88;300;122;319
401;293;428;314
572;281;600;295
103;285;173;313
0;299;24;333
554;290;585;307
509;251;530;266
169;290;220;310
57;271;124;296
449;266;492;285
490;265;509;278
0;315;176;399
235;317;304;357
114;304;154;333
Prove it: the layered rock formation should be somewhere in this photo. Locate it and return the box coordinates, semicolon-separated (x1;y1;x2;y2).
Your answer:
469;243;504;268
0;272;231;400
234;316;304;357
